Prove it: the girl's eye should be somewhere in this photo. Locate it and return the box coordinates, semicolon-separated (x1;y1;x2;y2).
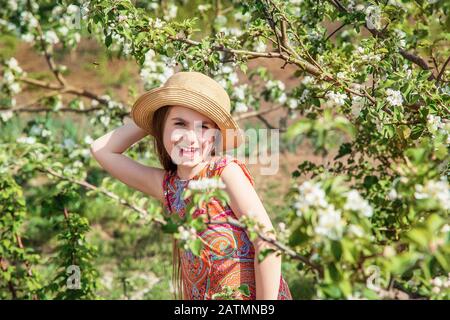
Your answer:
174;122;209;129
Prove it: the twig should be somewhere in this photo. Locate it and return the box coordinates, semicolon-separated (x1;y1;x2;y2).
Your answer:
40;167;167;226
436;55;450;83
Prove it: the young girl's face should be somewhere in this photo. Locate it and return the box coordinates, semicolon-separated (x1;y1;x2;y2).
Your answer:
163;106;219;167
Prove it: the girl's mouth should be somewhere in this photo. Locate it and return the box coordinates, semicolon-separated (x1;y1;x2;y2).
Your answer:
178;146;200;158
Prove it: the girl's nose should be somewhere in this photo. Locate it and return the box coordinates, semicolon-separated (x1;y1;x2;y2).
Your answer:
180;129;200;146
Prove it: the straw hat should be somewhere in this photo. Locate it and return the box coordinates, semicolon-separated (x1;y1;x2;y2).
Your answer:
131;71;244;152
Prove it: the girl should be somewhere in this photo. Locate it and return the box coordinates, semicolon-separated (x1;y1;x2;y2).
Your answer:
90;71;292;300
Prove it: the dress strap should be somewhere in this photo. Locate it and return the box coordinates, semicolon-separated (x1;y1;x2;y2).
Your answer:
211;154;255;186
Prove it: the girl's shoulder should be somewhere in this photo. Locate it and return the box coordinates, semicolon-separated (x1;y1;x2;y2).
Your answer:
210;154;255;186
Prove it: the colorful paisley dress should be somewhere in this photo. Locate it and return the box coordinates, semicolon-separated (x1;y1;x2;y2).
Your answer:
162;154;293;300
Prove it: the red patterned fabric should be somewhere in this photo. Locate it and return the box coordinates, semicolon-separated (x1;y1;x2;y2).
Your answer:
162;154;293;300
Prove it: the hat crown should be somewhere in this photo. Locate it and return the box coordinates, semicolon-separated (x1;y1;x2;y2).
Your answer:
163;71;231;112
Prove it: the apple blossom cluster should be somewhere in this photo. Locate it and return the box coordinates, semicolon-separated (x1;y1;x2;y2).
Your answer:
232;83;250;113
293;181;374;240
87;95;125;129
188;177;226;190
427;115;450;145
314;205;346;240
385;88;403;107
293;181;344;240
355;46;382;64
365;5;382;30
176;226;199;250
325;91;348;108
343;190;374;218
1;57;26;108
209;63;252;113
139;49;175;90
430;274;450;295
264;79;289;106
414;178;450;211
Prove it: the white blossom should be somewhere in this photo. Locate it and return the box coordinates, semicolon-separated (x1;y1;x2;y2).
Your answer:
84;135;94;145
153;18;164;28
426;115;445;133
254;41;267;53
17;136;36;144
30;125;43;136
356;46;382;63
165;4;178;20
441;224;450;233
430;274;450;295
9;82;21;94
388;188;399;200
7;0;18;11
100;115;111;127
299;89;310;103
198;4;211;12
394;29;407;48
383;246;396;258
177;226;198;242
21;33;35;43
62;138;76;150
41;129;51;137
348;224;364;237
44;30;60;45
234;102;248;113
228;72;239;85
234;84;247;100
277;92;288;104
294;181;328;216
265;80;285;91
58;26;69;36
315;205;345;240
0;110;13;122
344;190;374;218
351;95;364;117
287;98;299;109
3;71;15;84
414;179;450;211
20;12;38;28
234;11;251;22
365;5;382;30
325;91;347;107
301;76;314;85
67;4;79;15
6;57;22;73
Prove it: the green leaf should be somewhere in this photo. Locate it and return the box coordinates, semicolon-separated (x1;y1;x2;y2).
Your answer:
331;241;343;261
105;34;113;47
285;119;312;140
238;284;250;297
407;229;428;248
189;238;203;256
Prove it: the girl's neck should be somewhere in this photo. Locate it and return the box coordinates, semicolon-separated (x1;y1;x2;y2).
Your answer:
176;160;208;180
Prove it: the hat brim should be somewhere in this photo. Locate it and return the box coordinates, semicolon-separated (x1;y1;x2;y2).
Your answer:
131;86;244;152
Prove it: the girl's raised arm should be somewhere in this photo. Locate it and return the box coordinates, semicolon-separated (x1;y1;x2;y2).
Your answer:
90;118;165;202
220;161;281;300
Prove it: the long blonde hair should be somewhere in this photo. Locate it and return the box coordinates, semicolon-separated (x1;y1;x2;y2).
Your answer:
152;105;218;300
